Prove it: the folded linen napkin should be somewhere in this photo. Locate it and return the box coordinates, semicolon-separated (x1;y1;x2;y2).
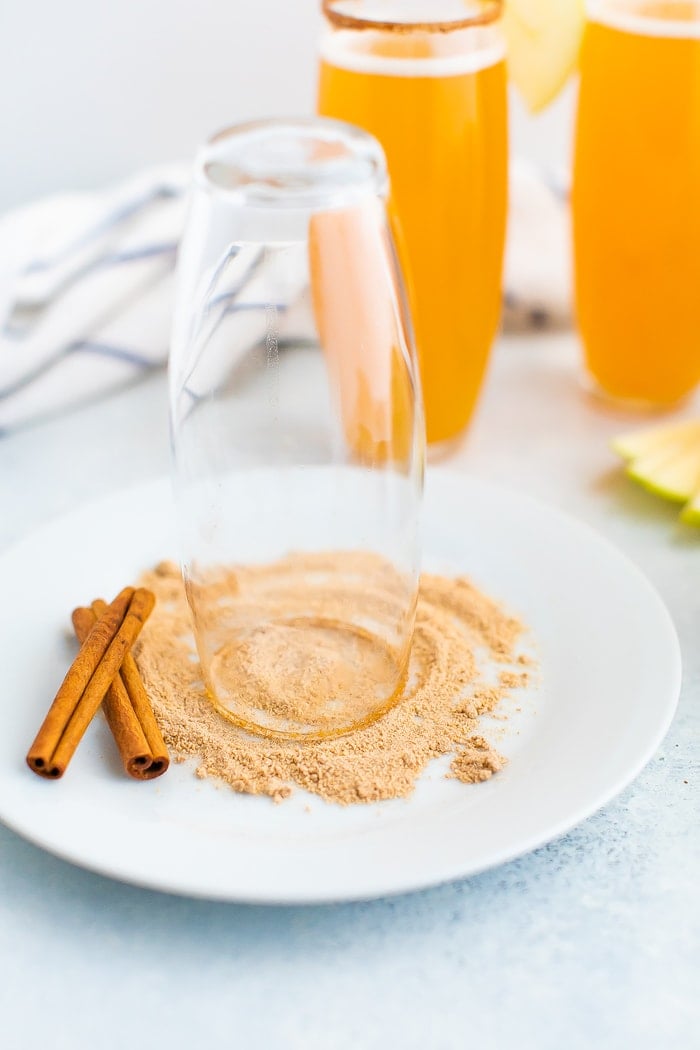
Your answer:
0;165;188;433
0;160;571;434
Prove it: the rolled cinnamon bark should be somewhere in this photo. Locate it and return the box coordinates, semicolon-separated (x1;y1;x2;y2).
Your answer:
26;587;156;779
73;603;168;780
91;598;169;777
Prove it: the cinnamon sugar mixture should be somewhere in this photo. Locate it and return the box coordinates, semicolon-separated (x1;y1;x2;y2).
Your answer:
134;558;532;805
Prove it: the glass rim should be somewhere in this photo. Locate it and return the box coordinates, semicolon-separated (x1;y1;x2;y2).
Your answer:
585;0;700;30
321;0;503;32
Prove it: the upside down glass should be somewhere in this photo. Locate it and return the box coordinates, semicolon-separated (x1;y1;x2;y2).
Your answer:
318;0;509;450
572;0;700;406
169;119;424;740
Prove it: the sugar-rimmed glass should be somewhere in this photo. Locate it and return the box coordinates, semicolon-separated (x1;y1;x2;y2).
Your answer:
318;1;508;451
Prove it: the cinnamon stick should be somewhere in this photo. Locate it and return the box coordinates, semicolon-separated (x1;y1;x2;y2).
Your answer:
91;598;169;776
26;587;155;779
72;603;169;780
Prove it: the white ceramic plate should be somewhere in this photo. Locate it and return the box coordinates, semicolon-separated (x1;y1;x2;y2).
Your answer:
0;473;681;903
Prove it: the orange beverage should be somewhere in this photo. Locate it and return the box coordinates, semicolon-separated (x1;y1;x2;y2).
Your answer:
318;1;508;448
572;1;700;405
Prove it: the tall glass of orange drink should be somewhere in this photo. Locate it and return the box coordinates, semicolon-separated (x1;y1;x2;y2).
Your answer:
318;1;508;449
573;1;700;406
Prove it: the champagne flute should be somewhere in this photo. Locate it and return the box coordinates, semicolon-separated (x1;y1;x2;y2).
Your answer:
572;0;700;406
169;118;424;740
318;0;509;452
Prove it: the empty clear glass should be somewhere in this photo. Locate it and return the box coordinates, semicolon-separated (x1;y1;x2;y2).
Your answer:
169;118;424;740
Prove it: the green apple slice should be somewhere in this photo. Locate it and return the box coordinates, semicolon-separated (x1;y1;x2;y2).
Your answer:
680;490;700;526
612;419;700;462
628;444;700;503
502;0;586;113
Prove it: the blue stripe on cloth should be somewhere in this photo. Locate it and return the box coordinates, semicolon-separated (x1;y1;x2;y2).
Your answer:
224;301;286;316
0;338;162;400
69;340;164;368
22;186;184;274
2;244;177;340
96;243;178;266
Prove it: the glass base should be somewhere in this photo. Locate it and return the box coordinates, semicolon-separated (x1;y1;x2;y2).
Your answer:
580;372;696;415
427;432;468;463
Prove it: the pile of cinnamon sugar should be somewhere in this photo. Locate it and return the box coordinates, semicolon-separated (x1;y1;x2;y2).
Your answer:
134;559;533;805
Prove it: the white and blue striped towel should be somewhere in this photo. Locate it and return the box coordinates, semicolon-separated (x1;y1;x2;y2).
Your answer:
0;165;188;433
0;159;570;434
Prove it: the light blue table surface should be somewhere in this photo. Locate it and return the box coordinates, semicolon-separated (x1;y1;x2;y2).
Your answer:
1;335;697;1049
